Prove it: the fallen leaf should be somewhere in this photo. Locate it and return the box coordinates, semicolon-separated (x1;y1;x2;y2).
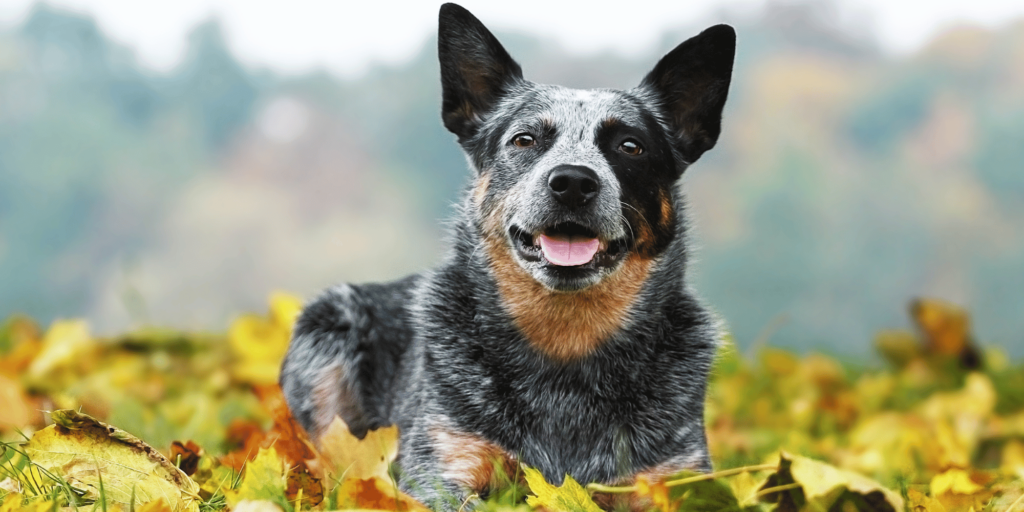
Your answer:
22;409;200;512
0;493;56;512
727;470;767;508
930;469;995;512
986;480;1024;512
221;419;268;471
318;415;398;482
335;476;428;511
170;440;203;476
138;498;174;512
285;465;324;508
665;472;745;512
759;452;903;512
253;384;319;470
522;466;603;512
635;475;674;511
907;489;947;512
227;447;286;506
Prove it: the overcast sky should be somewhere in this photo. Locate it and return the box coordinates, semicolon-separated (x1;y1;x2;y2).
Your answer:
2;0;1023;76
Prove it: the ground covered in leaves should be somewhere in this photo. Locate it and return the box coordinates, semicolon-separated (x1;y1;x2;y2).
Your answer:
0;295;1022;511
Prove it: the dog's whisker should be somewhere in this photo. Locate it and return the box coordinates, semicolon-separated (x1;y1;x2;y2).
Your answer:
620;200;653;242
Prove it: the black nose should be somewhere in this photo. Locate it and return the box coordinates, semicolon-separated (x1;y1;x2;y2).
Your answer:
548;165;601;208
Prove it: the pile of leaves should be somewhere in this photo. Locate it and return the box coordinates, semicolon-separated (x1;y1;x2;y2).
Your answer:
0;295;1022;511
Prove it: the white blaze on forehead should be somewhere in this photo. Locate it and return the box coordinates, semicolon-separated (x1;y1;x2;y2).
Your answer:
530;87;623;192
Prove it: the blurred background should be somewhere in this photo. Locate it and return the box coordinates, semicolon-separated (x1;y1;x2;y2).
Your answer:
0;0;1021;357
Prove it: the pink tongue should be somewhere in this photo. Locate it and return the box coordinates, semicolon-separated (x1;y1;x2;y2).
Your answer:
537;234;601;266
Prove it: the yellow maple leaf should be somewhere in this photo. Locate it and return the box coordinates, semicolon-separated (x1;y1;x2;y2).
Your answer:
522;466;603;512
727;470;768;508
227;447;286;506
22;409;200;512
317;416;399;482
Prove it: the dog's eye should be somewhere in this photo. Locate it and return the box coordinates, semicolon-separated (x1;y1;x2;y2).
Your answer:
512;133;536;148
619;139;643;156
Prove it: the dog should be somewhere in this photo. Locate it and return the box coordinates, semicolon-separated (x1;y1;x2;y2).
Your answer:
281;3;735;509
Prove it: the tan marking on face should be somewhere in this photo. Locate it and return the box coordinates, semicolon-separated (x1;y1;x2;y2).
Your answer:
659;190;673;229
430;428;518;493
473;173;490;207
481;204;653;361
633;214;657;258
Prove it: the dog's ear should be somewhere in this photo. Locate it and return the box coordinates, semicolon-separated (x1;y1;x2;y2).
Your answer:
438;3;523;141
640;25;735;163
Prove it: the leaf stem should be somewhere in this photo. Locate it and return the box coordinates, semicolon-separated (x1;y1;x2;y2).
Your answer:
754;482;801;498
586;463;778;494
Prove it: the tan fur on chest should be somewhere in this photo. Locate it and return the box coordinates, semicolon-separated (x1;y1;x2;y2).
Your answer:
486;242;651;361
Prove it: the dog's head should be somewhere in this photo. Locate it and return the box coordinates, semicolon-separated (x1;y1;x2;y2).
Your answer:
439;3;734;293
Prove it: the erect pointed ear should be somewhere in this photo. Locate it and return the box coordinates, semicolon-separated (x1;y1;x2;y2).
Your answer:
438;3;523;141
640;25;735;163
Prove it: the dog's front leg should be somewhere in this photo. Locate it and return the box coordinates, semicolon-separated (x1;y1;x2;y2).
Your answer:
396;411;518;511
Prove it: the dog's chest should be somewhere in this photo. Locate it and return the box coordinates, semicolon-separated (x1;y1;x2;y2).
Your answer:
431;341;694;483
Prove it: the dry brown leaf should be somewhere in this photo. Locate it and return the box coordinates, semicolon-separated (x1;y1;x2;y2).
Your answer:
221;419;268;471
253;384;319;469
170;440;203;477
285;465;324;508
333;476;430;511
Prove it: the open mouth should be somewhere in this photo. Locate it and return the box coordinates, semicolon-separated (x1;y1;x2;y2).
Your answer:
510;222;627;269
